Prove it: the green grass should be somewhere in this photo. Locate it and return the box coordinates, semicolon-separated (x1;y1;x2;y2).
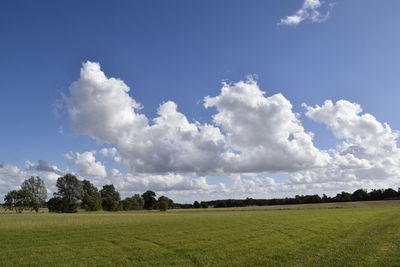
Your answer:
1;202;400;266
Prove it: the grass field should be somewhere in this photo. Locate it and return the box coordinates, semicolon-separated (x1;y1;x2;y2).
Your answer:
1;201;400;266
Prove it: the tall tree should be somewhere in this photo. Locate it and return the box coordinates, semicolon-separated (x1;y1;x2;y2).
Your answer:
53;174;84;213
21;176;47;211
81;180;101;211
142;190;157;210
100;184;121;211
83;180;100;198
100;184;120;201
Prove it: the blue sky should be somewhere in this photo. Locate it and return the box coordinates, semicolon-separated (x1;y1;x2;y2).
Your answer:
1;0;400;202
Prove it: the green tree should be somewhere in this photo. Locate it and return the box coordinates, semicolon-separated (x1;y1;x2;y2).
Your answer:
351;189;368;201
101;197;120;211
21;176;47;210
82;180;101;211
142;190;157;210
158;196;174;209
53;174;84;213
100;184;120;201
4;190;35;213
158;200;168;211
193;201;200;208
100;184;121;211
200;201;209;208
47;197;64;213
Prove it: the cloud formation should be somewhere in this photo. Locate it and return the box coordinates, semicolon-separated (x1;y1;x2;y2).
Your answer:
65;151;107;177
279;0;331;26
66;62;327;175
59;61;400;200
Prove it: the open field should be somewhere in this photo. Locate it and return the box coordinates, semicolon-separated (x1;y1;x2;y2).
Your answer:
1;201;400;266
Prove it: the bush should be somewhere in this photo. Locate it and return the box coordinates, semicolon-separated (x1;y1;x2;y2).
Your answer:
102;197;120;211
82;194;101;211
47;197;64;213
158;201;168;211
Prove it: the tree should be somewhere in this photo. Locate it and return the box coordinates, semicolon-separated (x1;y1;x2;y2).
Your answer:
101;197;120;211
83;180;100;198
132;194;144;209
4;190;35;213
100;184;121;211
82;194;101;211
47;197;64;213
142;190;157;210
100;184;120;201
158;200;168;211
200;201;209;208
82;180;101;211
121;195;143;211
351;189;368;202
383;188;398;199
21;176;47;205
53;174;83;213
193;201;200;208
158;196;174;209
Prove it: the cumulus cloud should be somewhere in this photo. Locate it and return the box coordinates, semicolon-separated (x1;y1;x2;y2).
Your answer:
65;62;328;175
205;78;330;173
61;61;400;199
289;100;400;188
279;0;331;26
65;151;107;177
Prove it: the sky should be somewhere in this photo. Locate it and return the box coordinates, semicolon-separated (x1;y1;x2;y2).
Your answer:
1;0;400;203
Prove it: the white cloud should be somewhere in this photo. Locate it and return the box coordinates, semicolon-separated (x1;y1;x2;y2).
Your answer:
290;100;400;189
65;151;107;177
205;78;330;173
65;62;328;176
279;0;331;26
99;147;118;158
60;62;400;199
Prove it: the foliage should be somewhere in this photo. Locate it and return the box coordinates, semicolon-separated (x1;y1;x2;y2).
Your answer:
81;180;101;211
100;184;120;201
158;200;168;211
200;201;209;208
193;201;200;208
53;174;84;213
82;194;101;211
4;190;35;213
47;197;65;213
21;176;47;206
158;196;174;209
82;180;100;198
121;195;143;211
142;190;157;210
101;197;120;211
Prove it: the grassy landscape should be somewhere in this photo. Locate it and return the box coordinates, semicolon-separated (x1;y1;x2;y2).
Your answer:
1;201;400;266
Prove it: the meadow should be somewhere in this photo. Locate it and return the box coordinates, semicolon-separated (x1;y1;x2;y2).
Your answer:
1;201;400;266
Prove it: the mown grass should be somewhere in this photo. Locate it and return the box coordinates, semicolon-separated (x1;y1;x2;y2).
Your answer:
1;201;400;266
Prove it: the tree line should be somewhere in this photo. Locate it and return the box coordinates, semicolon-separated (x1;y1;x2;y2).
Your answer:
2;174;174;213
2;173;400;212
195;188;400;208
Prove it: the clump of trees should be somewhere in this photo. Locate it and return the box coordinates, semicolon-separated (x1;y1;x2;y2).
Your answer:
45;174;174;213
4;176;47;212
